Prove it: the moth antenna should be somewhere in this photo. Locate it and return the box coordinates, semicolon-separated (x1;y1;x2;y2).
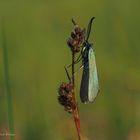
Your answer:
86;17;95;42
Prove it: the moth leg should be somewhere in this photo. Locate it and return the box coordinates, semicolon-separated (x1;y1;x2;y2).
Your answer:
73;64;83;76
74;53;82;64
66;53;82;69
65;63;83;82
65;52;83;82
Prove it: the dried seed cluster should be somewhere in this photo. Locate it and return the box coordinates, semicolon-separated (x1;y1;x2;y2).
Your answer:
67;24;85;53
58;82;75;113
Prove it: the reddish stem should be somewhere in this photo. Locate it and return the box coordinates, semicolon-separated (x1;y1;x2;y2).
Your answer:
72;50;82;140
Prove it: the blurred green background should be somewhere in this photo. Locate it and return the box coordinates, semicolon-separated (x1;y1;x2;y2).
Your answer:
0;0;140;140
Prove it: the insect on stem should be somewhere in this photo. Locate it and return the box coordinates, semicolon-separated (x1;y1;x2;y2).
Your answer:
59;17;88;140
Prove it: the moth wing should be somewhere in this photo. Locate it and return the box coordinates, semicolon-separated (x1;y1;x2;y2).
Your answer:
88;47;99;102
80;60;89;103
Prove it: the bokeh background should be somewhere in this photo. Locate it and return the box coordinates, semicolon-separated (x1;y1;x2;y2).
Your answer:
0;0;140;140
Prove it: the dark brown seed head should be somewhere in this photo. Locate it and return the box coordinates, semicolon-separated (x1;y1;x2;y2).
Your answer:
67;21;85;54
58;82;75;113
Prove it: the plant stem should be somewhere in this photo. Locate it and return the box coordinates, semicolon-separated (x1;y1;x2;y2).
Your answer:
71;51;82;140
2;20;15;140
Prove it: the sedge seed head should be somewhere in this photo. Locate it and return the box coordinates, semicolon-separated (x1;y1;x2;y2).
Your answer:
58;82;75;113
67;21;85;54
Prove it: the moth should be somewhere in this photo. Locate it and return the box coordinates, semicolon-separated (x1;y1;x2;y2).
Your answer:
65;17;100;103
80;17;100;103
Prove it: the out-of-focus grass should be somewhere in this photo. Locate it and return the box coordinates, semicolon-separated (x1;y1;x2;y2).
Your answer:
0;0;140;140
1;19;15;140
